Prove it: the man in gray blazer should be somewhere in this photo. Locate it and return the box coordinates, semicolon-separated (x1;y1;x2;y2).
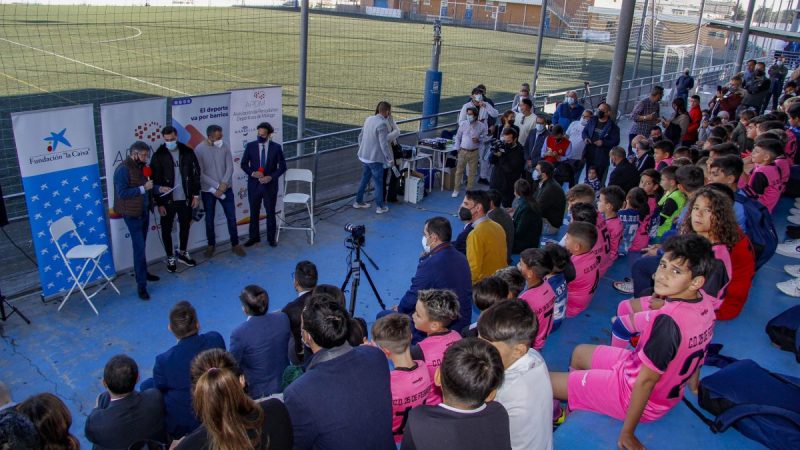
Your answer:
354;101;395;214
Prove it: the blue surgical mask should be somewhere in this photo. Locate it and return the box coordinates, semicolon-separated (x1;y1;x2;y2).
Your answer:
565;97;575;105
468;115;477;123
165;141;177;150
580;118;589;126
532;169;541;181
474;94;483;102
536;124;545;132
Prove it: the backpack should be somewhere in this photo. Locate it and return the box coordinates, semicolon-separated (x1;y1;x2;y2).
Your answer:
735;191;777;270
683;344;800;450
766;305;800;363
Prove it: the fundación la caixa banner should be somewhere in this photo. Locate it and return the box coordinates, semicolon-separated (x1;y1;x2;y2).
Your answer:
100;98;168;272
11;105;114;299
228;87;284;236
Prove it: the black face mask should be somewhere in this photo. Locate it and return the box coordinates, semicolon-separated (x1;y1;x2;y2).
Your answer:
597;111;606;119
458;207;473;222
257;136;267;144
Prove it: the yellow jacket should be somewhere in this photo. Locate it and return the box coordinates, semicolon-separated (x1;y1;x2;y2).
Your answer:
467;218;508;285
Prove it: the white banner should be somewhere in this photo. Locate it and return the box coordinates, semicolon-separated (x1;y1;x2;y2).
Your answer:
100;98;168;272
228;87;284;237
11;104;114;299
171;93;233;249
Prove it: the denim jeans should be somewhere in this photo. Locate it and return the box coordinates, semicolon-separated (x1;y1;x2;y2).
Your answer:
632;254;660;297
356;161;385;208
202;188;239;246
123;213;149;290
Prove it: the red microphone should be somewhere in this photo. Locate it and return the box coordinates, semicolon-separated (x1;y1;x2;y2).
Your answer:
258;167;265;174
142;165;152;180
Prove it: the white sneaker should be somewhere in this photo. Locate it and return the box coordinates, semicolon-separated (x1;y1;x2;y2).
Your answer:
789;215;800;226
451;191;459;198
777;278;800;297
785;265;800;277
794;198;800;208
777;241;800;258
353;201;371;209
376;206;389;214
792;208;800;216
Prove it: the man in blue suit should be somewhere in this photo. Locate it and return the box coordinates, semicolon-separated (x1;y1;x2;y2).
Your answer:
230;284;291;399
240;122;287;247
581;102;620;183
141;301;225;439
389;217;472;343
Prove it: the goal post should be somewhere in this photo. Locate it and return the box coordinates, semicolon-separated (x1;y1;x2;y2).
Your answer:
660;44;714;83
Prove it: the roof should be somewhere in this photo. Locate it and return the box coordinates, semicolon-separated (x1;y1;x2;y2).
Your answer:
706;19;800;40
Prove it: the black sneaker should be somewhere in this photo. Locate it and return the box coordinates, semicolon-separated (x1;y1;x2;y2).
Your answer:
138;287;150;300
166;256;177;273
177;251;197;267
243;239;260;247
146;272;160;282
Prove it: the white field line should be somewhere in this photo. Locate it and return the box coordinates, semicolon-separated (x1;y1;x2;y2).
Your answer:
98;25;142;43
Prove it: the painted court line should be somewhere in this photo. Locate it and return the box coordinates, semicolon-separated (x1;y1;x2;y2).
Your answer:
0;36;190;96
98;25;142;43
0;71;79;105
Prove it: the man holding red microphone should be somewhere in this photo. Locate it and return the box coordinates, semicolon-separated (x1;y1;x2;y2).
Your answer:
113;141;168;300
240;122;286;247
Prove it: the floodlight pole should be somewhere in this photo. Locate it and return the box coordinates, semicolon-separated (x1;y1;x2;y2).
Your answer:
735;0;757;73
691;0;707;74
606;0;636;118
631;0;650;80
297;0;309;154
421;20;443;131
531;0;549;100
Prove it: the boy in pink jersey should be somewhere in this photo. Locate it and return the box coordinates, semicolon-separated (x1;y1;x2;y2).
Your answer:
517;248;557;350
598;186;625;275
372;313;432;444
564;222;599;317
746;139;784;213
550;235;717;449
411;289;462;406
653;140;675;171
569;203;608;274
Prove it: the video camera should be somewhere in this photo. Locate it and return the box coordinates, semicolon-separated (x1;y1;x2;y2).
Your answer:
344;223;366;246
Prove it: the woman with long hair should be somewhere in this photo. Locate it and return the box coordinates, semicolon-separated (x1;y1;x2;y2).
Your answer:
16;393;79;450
511;178;543;254
176;348;292;450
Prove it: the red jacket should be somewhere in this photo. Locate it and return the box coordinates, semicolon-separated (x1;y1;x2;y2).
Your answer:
683;105;701;143
716;231;755;320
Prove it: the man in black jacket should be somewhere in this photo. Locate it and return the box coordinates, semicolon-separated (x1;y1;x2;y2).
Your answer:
150;126;202;273
607;146;640;194
533;161;566;236
85;354;167;449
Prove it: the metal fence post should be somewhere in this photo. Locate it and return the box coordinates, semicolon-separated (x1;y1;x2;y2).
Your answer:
735;0;757;73
606;0;636;117
531;0;549;97
632;0;649;80
691;0;707;73
297;0;309;155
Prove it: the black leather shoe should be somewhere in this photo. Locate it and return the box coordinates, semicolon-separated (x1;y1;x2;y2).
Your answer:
138;288;151;300
268;241;277;248
146;273;160;282
243;239;260;248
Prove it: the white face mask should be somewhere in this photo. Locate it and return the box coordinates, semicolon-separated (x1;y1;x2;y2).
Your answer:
213;140;224;148
421;235;430;253
565;97;575;105
580;118;589;126
468;115;477;123
474;94;483;102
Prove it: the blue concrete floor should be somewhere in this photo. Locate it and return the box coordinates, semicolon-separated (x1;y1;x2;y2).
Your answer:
1;187;796;449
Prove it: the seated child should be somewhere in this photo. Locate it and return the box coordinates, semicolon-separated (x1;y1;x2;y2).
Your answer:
656;166;686;238
653;140;675;171
493;266;525;298
583;166;601;197
372;314;432;444
462;276;509;338
401;338;510;450
617;187;652;255
563;222;599;317
745;138;784;213
570;202;607;273
544;243;574;332
673;146;691;161
550;234;717;449
478;301;553;450
598;186;625;274
517;248;557;350
410;289;463;406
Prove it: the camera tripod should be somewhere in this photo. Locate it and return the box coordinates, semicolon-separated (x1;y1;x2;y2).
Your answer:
0;294;31;325
341;240;385;317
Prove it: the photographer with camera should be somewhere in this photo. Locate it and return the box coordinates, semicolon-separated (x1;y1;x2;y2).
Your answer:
489;127;525;208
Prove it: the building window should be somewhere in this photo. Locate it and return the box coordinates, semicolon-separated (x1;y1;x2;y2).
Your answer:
499;3;506;13
485;1;494;11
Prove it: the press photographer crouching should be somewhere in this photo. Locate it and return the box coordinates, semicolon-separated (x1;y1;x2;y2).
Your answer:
489;127;525;207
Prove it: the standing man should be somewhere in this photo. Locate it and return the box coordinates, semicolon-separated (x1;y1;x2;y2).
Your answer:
514;98;537;146
451;106;488;198
151;126;201;273
241;122;287;247
767;56;789;111
582;102;620;183
523;115;549;181
629;87;663;154
533;161;566;236
113;141;162;300
674;69;694;104
743;62;772;114
354;101;394;214
552;90;584;131
194;125;246;258
565;109;592;186
461;190;507;285
742;59;757;87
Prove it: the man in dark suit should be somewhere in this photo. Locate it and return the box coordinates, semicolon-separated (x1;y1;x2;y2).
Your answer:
141;301;225;439
86;355;167;450
607;146;640;194
523;115;549;181
533;161;567;236
240;122;287;247
230;285;291;399
281;260;318;364
581;102;620;182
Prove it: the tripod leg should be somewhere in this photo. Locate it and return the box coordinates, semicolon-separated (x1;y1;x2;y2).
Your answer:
0;297;31;325
340;268;353;292
360;262;386;310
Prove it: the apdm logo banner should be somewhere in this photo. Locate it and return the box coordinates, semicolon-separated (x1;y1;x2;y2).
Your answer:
229;87;284;236
11;104;114;299
100;98;168;272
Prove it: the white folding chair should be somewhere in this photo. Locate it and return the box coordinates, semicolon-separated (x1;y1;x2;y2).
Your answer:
276;168;315;245
49;216;119;315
